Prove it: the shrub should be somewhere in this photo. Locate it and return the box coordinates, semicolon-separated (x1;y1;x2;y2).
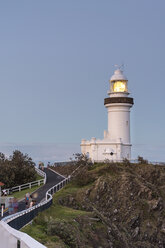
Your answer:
0;150;36;188
137;156;148;164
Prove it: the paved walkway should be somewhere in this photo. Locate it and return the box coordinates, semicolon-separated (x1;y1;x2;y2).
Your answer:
1;168;65;220
33;168;65;203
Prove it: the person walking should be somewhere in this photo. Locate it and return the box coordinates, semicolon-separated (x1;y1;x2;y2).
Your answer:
13;198;18;213
8;198;14;215
25;193;30;209
29;194;33;208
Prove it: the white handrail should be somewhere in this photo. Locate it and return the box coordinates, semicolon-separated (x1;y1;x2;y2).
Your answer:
2;176;70;224
1;170;70;248
3;167;46;195
0;221;46;248
35;167;47;184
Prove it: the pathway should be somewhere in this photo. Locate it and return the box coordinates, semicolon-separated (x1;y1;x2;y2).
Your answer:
1;168;64;220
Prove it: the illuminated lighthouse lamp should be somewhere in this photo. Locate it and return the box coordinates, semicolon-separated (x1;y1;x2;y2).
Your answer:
110;69;128;93
113;81;126;92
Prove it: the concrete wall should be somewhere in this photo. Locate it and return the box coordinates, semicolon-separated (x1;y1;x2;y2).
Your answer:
0;221;46;248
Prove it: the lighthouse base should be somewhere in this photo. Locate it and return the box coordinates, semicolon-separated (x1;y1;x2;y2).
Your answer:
81;138;131;163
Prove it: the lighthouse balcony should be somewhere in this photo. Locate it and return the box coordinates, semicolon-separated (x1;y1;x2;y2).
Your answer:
104;97;134;105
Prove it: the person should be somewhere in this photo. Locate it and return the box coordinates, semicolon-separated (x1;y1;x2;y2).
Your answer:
8;198;14;215
32;199;36;206
29;194;35;208
25;193;30;209
41;163;44;171
29;199;34;208
13;198;18;213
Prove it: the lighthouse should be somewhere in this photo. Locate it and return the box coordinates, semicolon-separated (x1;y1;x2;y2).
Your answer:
81;68;134;162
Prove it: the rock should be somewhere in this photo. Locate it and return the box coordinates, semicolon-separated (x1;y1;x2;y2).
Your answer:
114;209;118;214
46;162;165;247
85;188;91;196
150;197;163;210
102;182;107;190
161;223;165;233
130;215;140;229
146;222;151;227
132;227;139;238
96;195;100;200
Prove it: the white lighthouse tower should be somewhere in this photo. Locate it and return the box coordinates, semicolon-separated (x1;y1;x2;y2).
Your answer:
81;68;134;162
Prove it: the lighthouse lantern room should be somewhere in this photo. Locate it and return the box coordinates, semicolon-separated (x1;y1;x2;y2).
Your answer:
81;68;134;162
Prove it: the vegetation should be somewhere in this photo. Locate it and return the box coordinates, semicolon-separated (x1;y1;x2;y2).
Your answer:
0;150;37;188
22;184;104;248
23;156;165;247
137;155;149;164
11;184;44;200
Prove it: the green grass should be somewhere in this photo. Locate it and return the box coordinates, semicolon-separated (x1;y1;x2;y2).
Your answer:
36;174;44;180
10;184;44;200
22;224;49;244
22;183;92;247
39;184;92;221
22;224;67;247
9;173;45;200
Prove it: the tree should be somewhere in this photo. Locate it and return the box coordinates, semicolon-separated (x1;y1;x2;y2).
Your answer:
137;156;148;164
71;153;94;186
0;150;37;188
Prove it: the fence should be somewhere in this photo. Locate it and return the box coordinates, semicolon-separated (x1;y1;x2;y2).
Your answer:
0;170;70;248
53;161;74;167
0;221;46;248
35;167;47;184
3;166;46;195
91;159;165;165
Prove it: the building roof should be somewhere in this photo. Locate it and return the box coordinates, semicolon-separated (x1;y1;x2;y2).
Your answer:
110;69;128;82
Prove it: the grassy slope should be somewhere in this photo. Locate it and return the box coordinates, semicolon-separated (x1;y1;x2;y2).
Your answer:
22;162;165;248
21;164;113;247
11;185;43;200
22;184;94;247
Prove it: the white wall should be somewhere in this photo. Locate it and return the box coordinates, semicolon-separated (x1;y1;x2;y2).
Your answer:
107;103;132;144
81;140;132;162
0;221;46;248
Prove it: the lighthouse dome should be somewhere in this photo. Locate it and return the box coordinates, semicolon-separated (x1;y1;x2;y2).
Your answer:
110;69;127;82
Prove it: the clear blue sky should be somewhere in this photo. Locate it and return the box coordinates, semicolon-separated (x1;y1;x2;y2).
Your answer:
0;0;165;163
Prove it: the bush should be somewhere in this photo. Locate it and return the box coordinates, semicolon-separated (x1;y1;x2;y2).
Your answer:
0;150;36;188
137;156;148;164
71;153;94;186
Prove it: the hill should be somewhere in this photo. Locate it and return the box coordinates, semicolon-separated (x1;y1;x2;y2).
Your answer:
22;159;165;248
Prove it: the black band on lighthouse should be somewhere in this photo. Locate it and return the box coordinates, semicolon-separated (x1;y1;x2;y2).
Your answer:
104;97;134;105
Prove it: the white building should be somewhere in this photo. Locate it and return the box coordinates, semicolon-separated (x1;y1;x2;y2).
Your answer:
81;68;134;162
